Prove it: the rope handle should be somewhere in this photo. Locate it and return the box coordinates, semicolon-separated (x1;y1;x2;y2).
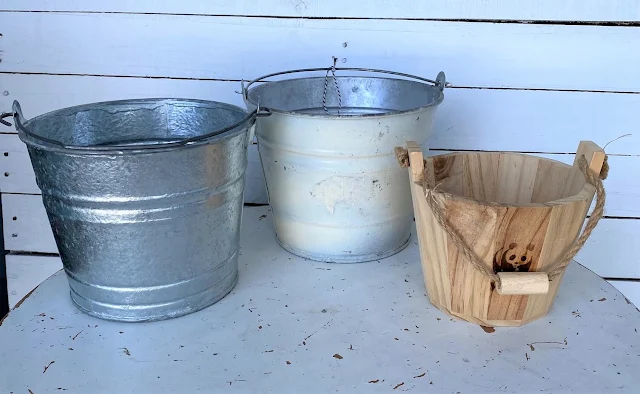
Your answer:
395;145;608;293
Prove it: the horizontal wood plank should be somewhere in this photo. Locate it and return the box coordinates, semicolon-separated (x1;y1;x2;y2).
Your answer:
608;280;640;307
1;13;639;92
2;1;639;22
575;220;640;279
2;74;639;155
5;254;62;308
2;193;56;253
2;132;637;216
3;193;639;280
2;127;638;216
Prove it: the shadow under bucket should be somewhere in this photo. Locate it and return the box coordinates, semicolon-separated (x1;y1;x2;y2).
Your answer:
6;99;255;322
244;67;446;263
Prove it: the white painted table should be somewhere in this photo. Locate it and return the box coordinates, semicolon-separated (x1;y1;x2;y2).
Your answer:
1;207;639;393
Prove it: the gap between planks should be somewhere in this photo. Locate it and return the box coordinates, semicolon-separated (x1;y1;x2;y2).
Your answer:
428;149;640;157
1;71;640;95
0;10;639;26
1;190;638;221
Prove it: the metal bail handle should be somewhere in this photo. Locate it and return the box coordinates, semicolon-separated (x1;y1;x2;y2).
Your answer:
1;100;26;129
7;100;263;151
242;67;449;115
0;112;12;127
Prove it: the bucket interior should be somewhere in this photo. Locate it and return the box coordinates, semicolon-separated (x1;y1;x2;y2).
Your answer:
247;76;443;116
431;152;586;205
22;99;247;147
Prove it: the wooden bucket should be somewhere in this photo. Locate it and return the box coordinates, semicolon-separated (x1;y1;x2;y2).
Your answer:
403;141;606;327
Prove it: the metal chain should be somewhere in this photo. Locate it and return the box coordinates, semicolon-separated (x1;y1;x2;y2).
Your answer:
322;57;342;115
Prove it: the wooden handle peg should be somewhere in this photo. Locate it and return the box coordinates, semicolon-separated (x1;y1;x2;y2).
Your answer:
574;141;605;175
496;272;550;295
405;141;424;183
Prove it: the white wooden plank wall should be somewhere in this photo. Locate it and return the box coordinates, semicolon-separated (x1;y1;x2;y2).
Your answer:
3;0;640;21
1;1;639;309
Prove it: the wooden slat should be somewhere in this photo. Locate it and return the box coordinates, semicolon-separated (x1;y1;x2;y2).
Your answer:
1;13;639;92
2;74;640;155
1;130;636;216
3;193;639;280
2;193;56;253
2;1;639;22
608;280;640;307
5;254;62;308
0;133;38;194
577;220;640;279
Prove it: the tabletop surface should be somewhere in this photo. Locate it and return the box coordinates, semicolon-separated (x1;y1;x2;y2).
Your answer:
1;206;639;393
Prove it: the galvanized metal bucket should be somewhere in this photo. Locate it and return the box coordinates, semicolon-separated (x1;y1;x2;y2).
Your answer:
243;67;446;263
2;99;256;322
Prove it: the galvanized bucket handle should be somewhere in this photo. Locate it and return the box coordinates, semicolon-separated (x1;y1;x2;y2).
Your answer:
1;100;270;152
241;67;448;113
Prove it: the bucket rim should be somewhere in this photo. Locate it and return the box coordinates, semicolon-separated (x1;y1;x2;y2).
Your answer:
424;151;595;208
243;67;446;119
11;98;255;155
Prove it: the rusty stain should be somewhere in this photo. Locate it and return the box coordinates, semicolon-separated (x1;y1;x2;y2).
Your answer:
368;379;379;384
598;297;607;302
529;344;536;351
333;353;343;359
71;330;83;340
414;372;426;378
393;382;405;389
121;347;131;356
43;360;55;373
481;326;495;333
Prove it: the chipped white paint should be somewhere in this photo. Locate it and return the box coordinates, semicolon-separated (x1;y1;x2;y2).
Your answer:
255;102;440;263
1;207;639;393
311;175;381;215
